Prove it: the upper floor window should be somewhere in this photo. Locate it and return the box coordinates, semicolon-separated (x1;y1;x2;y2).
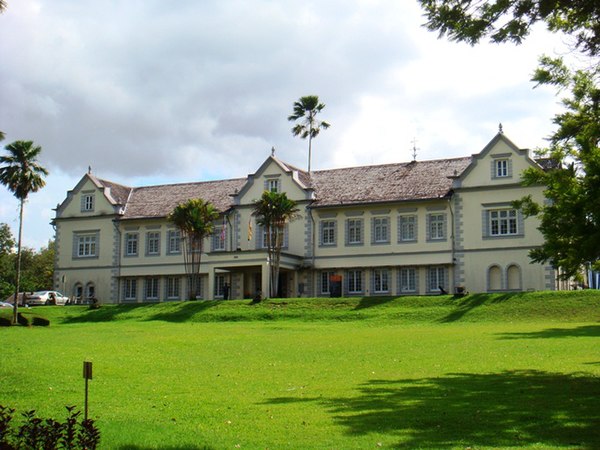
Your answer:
346;218;363;245
81;194;94;212
372;217;390;244
427;213;446;241
259;225;288;249
492;158;512;179
399;215;417;242
490;209;518;236
167;230;181;254
320;220;336;246
75;233;98;258
266;179;280;193
213;225;226;251
146;231;160;256
125;232;139;256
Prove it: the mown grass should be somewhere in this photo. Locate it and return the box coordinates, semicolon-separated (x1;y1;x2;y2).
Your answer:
1;291;600;449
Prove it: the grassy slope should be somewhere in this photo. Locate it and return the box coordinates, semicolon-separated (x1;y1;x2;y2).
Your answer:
1;291;600;449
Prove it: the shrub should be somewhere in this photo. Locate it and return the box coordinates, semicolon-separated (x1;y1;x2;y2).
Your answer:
32;316;50;326
16;313;29;327
0;405;100;449
0;316;11;327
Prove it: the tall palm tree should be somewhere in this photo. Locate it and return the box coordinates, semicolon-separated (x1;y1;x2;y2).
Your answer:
0;140;48;324
168;199;219;300
252;191;299;298
288;95;330;173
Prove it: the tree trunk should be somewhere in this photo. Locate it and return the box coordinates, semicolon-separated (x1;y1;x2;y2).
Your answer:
12;200;24;325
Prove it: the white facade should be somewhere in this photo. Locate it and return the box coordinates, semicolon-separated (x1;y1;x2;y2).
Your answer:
53;133;554;303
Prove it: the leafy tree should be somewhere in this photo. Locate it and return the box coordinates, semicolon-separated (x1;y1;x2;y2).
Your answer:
168;199;219;300
0;140;48;323
418;0;600;57
0;223;15;256
288;95;330;173
514;58;600;278
252;191;299;298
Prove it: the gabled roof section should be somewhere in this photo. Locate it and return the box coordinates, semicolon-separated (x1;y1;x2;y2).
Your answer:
309;156;472;207
122;178;246;220
232;155;313;203
55;172;132;216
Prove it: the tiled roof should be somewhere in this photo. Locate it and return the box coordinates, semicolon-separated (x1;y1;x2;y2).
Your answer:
309;157;472;207
97;178;132;205
111;156;472;220
122;178;246;220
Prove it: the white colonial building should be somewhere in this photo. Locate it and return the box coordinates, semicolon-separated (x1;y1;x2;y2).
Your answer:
52;132;554;303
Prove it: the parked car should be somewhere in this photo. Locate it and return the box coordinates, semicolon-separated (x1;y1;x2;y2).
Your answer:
26;291;70;306
0;301;13;308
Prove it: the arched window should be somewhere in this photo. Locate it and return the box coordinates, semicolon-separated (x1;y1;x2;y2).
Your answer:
488;265;502;291
507;264;522;291
85;283;96;301
73;283;83;304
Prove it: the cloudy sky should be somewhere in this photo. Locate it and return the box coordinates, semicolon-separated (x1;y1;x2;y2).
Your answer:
0;0;569;249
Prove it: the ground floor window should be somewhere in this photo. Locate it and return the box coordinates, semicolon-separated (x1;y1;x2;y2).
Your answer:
145;277;160;300
215;274;226;298
428;266;447;293
347;270;363;294
399;267;417;293
373;268;389;294
124;278;137;301
320;271;335;295
166;277;180;300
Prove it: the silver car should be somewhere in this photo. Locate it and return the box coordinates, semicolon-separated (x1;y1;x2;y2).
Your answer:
26;291;70;306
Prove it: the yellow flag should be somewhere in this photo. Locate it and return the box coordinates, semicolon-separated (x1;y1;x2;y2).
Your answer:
247;218;253;241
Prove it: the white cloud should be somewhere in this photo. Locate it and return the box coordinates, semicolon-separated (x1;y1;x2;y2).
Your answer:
0;0;571;247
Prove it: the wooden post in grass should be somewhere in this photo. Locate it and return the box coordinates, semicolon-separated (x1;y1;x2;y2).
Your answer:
83;361;93;420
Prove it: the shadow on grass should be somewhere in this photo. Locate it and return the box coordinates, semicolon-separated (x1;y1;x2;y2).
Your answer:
497;324;600;340
144;301;219;323
62;303;153;323
353;296;396;310
263;370;600;448
439;293;514;322
119;446;214;450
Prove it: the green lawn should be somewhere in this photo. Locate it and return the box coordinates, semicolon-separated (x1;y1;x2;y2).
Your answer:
1;291;600;449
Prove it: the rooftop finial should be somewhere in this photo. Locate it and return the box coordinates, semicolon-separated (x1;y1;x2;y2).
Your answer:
271;146;275;157
499;123;504;134
411;138;419;162
88;165;92;174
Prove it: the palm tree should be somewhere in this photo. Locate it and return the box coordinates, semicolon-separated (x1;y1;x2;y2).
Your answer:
252;191;299;298
0;140;48;324
288;95;330;173
168;199;219;300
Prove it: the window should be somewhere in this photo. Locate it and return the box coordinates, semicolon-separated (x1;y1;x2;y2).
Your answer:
399;267;417;293
145;278;159;300
428;267;447;293
347;270;363;294
259;225;288;249
75;233;97;258
125;233;139;256
215;274;226;298
73;283;83;302
166;277;180;300
346;219;363;245
320;220;336;246
146;231;160;256
320;271;335;295
213;226;226;251
373;269;389;294
85;283;95;301
124;278;137;301
399;215;417;242
167;230;181;254
490;209;518;236
81;194;94;212
267;179;280;193
428;213;446;241
495;159;509;177
372;217;390;244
